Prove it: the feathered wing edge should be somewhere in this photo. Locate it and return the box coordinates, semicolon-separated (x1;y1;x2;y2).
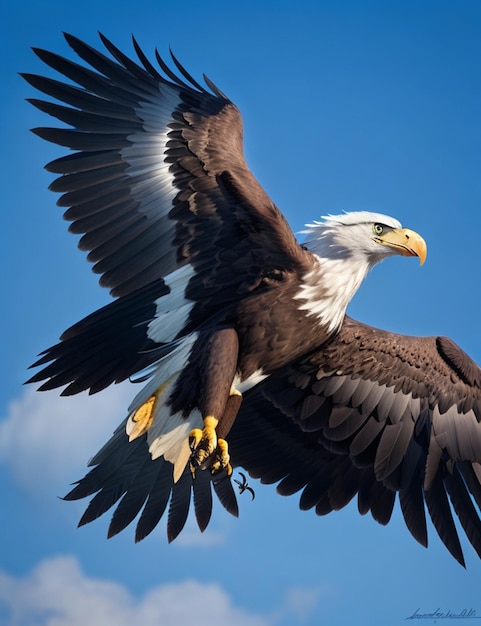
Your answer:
26;280;169;395
24;32;312;402
63;418;238;543
22;32;308;302
230;317;481;566
62;317;481;565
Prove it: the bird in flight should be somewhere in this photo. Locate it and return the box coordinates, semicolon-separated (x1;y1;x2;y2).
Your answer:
23;33;481;566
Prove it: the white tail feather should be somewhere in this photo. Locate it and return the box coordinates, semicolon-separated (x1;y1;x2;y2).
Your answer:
126;333;201;481
149;408;202;482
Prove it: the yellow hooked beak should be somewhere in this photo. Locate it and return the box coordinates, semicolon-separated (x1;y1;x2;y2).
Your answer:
375;228;427;265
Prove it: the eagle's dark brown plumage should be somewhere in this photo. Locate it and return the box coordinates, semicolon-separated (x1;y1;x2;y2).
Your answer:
23;33;481;566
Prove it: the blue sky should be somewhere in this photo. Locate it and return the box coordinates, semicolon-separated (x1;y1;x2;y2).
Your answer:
2;1;481;624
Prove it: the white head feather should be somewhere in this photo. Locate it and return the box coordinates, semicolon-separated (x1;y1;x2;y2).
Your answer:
296;211;406;333
302;211;403;263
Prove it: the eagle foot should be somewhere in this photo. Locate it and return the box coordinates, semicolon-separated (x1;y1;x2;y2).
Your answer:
210;438;232;476
189;438;232;478
189;416;232;477
189;415;218;468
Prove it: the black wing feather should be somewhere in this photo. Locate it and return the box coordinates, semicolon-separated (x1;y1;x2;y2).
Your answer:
228;316;481;565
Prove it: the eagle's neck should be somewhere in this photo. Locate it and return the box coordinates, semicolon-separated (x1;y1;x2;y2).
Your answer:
294;252;372;334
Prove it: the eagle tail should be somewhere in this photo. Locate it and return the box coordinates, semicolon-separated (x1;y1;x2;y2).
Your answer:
124;333;203;481
64;413;239;542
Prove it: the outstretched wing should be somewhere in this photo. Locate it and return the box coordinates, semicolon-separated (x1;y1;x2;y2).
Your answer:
63;316;481;564
23;33;310;393
22;32;306;299
230;316;481;566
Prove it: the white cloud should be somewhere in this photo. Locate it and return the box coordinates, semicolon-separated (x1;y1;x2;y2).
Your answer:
282;585;334;622
0;556;271;626
0;384;132;495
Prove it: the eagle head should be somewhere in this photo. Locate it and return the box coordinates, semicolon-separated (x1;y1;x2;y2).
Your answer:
297;211;427;332
302;211;427;267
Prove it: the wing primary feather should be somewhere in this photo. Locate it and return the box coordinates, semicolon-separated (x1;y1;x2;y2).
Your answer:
444;467;481;559
154;48;190;89
31;47;142;106
368;485;395;525
356;470;395;524
77;484;125;527
299;470;329;510
327;465;360;512
169;47;209;94
424;470;465;567
212;475;239;518
63;32;156;94
399;484;428;547
202;73;229;100
45;150;124;174
131;35;163;81
48;164;127;194
75;442;147;526
458;462;481;509
135;464;174;542
28;99;141;134
97;32;159;83
64;433;143;500
107;456;163;538
167;471;192;542
31;127;130;151
192;469;213;532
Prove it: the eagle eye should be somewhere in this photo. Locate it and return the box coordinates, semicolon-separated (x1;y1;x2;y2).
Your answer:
373;223;385;236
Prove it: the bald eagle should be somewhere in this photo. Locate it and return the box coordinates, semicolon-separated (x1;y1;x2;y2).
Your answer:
24;33;481;566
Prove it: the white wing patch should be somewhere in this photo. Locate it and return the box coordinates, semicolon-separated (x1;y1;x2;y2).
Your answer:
122;88;181;220
147;264;196;343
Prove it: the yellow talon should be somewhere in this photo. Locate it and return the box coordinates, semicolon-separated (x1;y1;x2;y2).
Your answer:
189;428;203;451
189;415;219;469
188;417;232;476
211;438;232;476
